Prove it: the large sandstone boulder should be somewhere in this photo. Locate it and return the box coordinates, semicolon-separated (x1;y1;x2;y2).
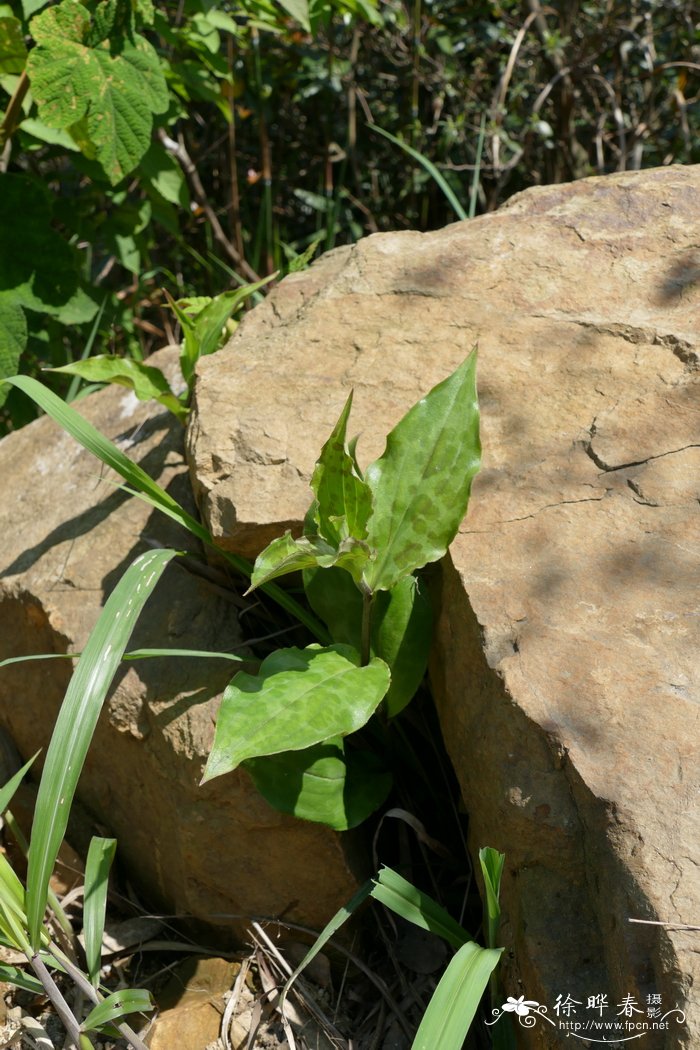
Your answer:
0;347;359;935
188;166;700;1046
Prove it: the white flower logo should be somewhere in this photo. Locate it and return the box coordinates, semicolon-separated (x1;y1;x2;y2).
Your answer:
502;995;540;1017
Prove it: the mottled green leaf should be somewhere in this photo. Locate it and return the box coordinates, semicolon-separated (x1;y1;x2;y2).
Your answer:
372;573;432;716
245;739;391;830
311;391;373;545
202;644;390;781
49;355;188;421
250;531;370;592
27;0;168;184
0;16;27;73
304;567;432;715
363;351;480;592
0;293;26;408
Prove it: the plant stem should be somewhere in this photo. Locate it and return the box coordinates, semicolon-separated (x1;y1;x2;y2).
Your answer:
27;950;87;1049
361;589;373;667
0;70;29;152
50;947;151;1050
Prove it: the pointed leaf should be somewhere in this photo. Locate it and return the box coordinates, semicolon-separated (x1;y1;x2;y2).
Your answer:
368;124;467;221
479;846;505;949
81;988;153;1032
250;532;370;591
202;644;390;781
26;549;178;950
83;837;117;987
371;866;470;951
277;0;310;32
0;753;38;817
311;392;373;545
244;740;391;830
49;356;187;421
411;941;502;1050
363;352;480;592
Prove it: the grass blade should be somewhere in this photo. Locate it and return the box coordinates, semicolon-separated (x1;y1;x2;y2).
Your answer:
411;940;502;1050
0;753;38;815
368;123;468;221
83;837;117;987
26;548;178;950
81;988;153;1033
0;375;329;642
0;649;246;669
370;866;469;951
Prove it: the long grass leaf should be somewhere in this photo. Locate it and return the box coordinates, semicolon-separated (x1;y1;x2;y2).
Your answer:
411;941;502;1050
368;124;468;221
0;649;246;669
83;837;117;987
1;376;329;642
0;753;38;815
26;549;178;950
371;866;469;950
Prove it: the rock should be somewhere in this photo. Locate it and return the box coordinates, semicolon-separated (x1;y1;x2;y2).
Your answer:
147;956;238;1050
188;165;700;1046
0;347;360;937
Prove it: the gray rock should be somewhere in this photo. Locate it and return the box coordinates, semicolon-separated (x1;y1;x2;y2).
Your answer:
188;165;700;1046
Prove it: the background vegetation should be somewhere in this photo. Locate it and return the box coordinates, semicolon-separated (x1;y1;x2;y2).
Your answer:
1;0;698;432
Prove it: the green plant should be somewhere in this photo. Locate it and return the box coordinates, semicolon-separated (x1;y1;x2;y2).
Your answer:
284;863;503;1049
46;275;274;420
2;349;479;830
0;551;181;1049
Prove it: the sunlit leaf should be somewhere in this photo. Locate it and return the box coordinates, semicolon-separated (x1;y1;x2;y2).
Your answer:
81;988;153;1032
202;644;390;781
26;549;178;950
48;356;187;422
83;837;117;987
363;351;480;592
411;941;502;1050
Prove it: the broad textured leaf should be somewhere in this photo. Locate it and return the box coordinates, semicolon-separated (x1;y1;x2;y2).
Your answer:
28;1;168;184
49;356;187;422
363;352;480;592
311;392;373;545
250;532;370;591
244;740;391;830
26;549;178;950
202;644;390;781
411;941;502;1050
371;866;469;950
0;16;26;73
0;293;26;408
81;988;153;1032
83;837;116;987
304;568;432;715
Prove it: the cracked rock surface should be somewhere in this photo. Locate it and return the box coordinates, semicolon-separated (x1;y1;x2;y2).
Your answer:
189;164;699;1047
0;347;360;937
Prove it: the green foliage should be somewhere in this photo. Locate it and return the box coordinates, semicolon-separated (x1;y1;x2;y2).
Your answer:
207;351;480;824
83;837;117;987
27;0;168;185
203;643;390;778
282;864;502;1049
